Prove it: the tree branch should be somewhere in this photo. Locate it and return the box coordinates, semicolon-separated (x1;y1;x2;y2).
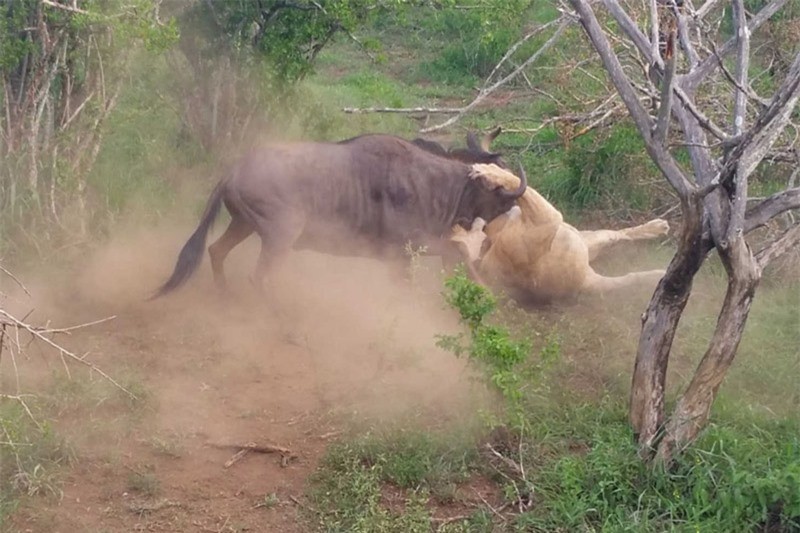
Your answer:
41;0;91;15
0;308;135;399
731;0;750;137
653;28;677;144
649;0;660;67
683;0;789;90
724;0;753;246
755;223;800;268
419;17;570;133
674;2;699;68
343;106;462;115
725;52;800;184
569;0;694;199
486;17;564;84
602;0;656;66
744;188;800;232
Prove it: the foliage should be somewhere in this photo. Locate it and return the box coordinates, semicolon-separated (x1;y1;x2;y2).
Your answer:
542;123;662;211
0;400;73;523
0;0;178;253
436;267;557;425
519;405;800;532
178;0;395;84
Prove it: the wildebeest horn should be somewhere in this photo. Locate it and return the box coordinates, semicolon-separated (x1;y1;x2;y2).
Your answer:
466;132;482;153
500;162;527;199
482;126;502;152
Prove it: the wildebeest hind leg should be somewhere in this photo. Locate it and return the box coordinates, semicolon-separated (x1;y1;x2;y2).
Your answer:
250;213;306;297
208;216;254;291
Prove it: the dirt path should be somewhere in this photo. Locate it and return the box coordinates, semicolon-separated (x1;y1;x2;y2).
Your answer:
7;230;482;532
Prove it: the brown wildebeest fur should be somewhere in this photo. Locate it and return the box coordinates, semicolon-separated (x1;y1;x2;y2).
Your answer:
416;129;670;303
153;133;527;298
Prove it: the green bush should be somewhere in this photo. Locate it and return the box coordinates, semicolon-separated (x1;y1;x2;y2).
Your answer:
539;123;660;212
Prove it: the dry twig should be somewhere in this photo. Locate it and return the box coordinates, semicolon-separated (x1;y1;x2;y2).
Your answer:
0;264;31;297
208;441;294;468
0;308;131;398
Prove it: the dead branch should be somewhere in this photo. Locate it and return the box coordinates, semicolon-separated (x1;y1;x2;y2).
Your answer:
41;0;92;15
674;1;700;68
653;28;677;144
0;394;43;430
711;45;770;108
433;515;471;530
342;106;462;114
0;308;134;399
484;442;524;477
208;441;294;468
570;0;695;199
420;16;571;133
0;265;31;297
755;223;800;268
486;17;565;84
684;0;789;90
127;499;183;515
0;315;116;334
673;85;729;141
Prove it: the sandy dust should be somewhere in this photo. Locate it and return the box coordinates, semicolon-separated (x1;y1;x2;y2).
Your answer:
5;216;493;532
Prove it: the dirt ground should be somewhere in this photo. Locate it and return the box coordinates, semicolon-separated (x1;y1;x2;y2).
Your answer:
5;223;490;532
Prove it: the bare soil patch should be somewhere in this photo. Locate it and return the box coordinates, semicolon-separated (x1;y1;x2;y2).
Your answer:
5;223;488;532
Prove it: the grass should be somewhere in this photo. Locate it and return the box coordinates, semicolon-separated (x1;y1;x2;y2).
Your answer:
0;400;73;525
305;265;800;532
126;466;161;498
0;367;151;525
307;426;483;532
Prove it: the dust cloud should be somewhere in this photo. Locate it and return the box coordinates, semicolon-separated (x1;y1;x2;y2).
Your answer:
20;213;493;439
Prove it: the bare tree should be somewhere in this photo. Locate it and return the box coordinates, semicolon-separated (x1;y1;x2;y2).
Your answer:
565;0;799;463
0;1;172;240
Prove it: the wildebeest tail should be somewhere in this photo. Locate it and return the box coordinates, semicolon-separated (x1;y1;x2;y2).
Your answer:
150;182;224;299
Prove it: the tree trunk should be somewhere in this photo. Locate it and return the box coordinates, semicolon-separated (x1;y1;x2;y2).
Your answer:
630;197;709;455
656;236;761;462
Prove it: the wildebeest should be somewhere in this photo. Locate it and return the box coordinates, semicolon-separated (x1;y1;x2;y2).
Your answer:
420;129;669;303
153;133;527;298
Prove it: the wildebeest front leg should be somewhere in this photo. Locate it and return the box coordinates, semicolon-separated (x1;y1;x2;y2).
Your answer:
208;216;254;291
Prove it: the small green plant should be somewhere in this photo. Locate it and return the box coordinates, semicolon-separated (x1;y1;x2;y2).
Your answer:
403;241;429;289
436;267;558;426
254;492;280;509
147;436;183;458
0;399;72;522
126;468;160;497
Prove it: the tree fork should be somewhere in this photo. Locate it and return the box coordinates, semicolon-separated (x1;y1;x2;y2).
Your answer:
629;196;709;455
656;237;761;462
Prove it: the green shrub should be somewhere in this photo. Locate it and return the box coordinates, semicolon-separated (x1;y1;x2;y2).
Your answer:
540;123;659;211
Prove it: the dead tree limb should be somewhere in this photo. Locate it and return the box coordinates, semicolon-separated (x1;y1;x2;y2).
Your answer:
342;106;462;114
420;17;571;133
0;308;134;399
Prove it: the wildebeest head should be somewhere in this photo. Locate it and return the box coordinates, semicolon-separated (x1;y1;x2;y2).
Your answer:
454;161;527;228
